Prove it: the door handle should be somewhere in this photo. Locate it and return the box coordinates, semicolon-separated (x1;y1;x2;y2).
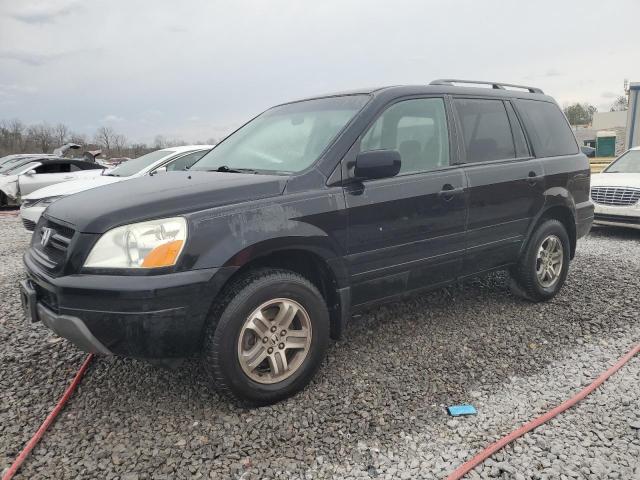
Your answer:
438;184;464;201
526;171;543;186
63;176;74;179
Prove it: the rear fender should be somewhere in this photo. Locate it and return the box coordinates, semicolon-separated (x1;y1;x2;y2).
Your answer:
520;188;577;257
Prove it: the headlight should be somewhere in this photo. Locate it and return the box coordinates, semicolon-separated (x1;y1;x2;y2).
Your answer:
36;196;63;208
84;217;187;269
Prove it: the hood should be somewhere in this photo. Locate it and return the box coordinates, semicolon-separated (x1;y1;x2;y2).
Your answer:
46;171;288;233
591;172;640;189
23;175;123;200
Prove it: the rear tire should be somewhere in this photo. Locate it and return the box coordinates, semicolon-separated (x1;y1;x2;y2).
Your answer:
202;268;330;405
511;219;570;302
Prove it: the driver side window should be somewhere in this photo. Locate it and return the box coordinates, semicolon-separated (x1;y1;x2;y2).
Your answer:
360;98;450;175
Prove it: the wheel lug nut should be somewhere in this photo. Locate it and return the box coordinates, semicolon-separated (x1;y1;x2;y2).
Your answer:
270;326;277;333
279;343;285;349
262;337;268;343
267;347;273;354
281;330;287;336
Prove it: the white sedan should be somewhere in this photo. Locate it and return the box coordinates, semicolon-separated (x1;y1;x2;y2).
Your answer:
20;145;212;231
0;156;104;208
590;146;640;230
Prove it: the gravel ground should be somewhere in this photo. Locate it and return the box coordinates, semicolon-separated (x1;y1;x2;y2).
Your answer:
1;215;639;480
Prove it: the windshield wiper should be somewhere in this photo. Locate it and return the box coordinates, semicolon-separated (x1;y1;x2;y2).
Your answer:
211;165;257;174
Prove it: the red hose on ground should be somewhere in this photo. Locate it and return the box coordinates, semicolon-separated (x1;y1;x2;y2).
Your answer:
2;354;94;480
447;343;640;480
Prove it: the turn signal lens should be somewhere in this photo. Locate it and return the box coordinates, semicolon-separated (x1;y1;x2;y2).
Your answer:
141;240;184;268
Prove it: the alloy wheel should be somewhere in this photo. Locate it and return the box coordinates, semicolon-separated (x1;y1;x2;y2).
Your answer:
536;234;564;288
237;298;312;384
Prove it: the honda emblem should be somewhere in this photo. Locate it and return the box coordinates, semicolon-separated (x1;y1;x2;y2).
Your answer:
40;227;53;247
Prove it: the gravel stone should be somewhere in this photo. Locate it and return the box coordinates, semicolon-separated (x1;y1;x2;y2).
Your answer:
1;215;639;479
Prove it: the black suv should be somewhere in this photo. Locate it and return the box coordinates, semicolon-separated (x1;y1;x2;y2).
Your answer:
21;80;594;404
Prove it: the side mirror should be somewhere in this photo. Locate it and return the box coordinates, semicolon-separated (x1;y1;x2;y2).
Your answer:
153;166;167;174
25;170;36;176
354;149;401;180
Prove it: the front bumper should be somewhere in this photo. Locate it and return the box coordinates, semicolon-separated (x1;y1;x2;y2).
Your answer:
23;252;238;358
592;203;640;230
575;200;595;239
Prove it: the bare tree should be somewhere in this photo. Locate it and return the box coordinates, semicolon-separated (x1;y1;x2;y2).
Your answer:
53;123;69;147
113;134;128;155
94;126;117;153
8;119;25;151
610;95;628;112
153;135;166;149
69;132;87;145
27;123;55;153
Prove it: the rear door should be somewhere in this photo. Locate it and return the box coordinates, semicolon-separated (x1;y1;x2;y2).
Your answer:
344;96;468;306
452;97;545;274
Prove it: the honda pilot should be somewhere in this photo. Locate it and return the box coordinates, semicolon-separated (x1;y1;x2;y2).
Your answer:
21;80;594;404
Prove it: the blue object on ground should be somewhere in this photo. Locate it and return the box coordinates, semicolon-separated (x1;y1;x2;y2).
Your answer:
447;404;477;416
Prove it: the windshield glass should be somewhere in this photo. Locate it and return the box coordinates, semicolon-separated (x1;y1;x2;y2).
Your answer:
191;95;370;174
0;157;38;174
108;150;175;177
604;150;640;174
0;154;27;164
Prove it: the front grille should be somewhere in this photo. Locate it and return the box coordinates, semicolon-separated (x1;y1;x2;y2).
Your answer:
22;217;36;231
30;218;76;275
590;186;640;206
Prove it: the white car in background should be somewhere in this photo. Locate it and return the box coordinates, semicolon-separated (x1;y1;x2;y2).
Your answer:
20;145;213;231
1;156;104;208
590;146;640;230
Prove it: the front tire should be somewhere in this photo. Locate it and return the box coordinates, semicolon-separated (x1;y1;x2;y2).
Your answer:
202;268;330;405
511;219;571;302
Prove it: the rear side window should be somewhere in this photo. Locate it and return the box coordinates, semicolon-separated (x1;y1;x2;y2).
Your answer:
453;98;515;163
515;100;579;157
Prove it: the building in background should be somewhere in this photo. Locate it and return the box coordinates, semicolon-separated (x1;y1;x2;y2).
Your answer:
574;106;628;157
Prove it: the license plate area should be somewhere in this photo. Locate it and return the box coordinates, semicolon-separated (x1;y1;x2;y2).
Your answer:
19;279;39;323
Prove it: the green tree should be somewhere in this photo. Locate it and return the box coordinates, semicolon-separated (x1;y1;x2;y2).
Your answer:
563;103;597;126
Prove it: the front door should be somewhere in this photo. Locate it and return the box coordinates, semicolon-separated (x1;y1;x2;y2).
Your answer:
19;161;75;196
343;97;468;306
451;97;545;274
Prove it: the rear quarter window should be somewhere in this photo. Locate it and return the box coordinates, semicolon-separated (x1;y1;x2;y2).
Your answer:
515;99;579;157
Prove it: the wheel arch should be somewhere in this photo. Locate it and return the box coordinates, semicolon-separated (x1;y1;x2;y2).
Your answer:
217;240;350;340
526;203;577;259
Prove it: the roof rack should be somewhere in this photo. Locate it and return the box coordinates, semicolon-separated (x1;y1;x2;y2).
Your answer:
429;79;543;94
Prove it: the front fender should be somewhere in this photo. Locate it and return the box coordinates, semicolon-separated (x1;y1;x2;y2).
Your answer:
184;193;349;286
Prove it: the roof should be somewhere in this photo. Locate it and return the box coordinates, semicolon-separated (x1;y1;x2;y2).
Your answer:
283;80;553;106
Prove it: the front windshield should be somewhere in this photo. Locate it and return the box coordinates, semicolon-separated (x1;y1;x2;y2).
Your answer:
0;157;36;174
604;150;640;174
0;154;25;164
108;150;175;177
191;95;370;174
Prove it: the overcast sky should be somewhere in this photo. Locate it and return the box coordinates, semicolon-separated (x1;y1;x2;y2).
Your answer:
1;0;639;144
